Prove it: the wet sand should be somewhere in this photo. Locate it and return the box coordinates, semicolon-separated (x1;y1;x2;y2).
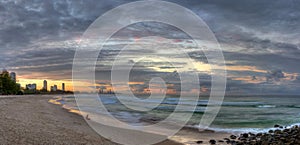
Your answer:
171;127;231;145
0;95;181;145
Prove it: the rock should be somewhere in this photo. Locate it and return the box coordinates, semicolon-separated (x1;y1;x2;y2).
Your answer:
282;132;289;137
274;124;280;128
283;129;289;132
242;133;249;138
195;140;203;144
230;135;237;139
274;129;281;134
249;132;255;137
218;140;224;142
280;137;286;141
230;140;236;144
239;138;247;142
256;133;263;136
224;125;300;145
217;140;224;142
209;139;216;144
248;136;256;141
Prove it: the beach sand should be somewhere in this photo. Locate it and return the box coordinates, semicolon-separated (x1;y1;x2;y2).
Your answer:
0;95;183;145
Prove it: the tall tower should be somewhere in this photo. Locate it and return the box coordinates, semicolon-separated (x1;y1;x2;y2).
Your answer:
9;72;16;83
43;80;47;91
62;83;65;92
53;85;57;91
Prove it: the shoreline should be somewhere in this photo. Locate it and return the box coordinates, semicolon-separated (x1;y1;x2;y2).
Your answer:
49;95;232;144
0;95;116;144
3;95;299;145
0;95;181;145
50;95;300;145
49;95;300;145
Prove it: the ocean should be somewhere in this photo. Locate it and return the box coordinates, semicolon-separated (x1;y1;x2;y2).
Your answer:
51;94;300;134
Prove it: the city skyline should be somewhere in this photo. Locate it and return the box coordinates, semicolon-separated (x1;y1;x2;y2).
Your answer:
1;69;71;92
24;80;69;92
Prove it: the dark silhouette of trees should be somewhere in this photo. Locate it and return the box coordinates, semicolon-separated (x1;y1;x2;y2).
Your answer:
0;71;21;95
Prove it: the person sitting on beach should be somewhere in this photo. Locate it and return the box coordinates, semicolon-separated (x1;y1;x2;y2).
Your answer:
86;114;91;120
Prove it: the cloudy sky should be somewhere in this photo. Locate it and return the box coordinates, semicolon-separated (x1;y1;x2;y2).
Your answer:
0;0;299;94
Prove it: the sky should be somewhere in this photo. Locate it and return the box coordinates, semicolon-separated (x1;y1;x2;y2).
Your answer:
0;0;299;94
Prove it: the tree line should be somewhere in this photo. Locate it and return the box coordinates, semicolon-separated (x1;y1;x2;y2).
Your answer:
0;71;21;95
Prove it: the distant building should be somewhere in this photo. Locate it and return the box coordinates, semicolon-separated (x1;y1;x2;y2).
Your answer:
9;72;16;82
43;80;47;91
99;86;106;94
26;84;36;91
32;84;36;90
51;85;57;92
62;83;65;92
26;84;30;89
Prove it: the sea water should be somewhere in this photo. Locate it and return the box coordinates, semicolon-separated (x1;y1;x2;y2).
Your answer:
53;94;300;134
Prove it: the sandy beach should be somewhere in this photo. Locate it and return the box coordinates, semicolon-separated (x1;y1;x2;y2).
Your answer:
0;95;182;145
1;95;299;145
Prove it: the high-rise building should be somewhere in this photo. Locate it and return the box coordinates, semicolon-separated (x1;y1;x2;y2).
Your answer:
43;80;47;91
54;85;57;91
32;84;37;90
9;72;16;82
26;84;36;91
62;83;65;92
26;84;30;90
51;85;57;92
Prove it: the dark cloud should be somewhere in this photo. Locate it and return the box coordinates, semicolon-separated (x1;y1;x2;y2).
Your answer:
0;0;299;94
266;70;285;82
223;51;300;73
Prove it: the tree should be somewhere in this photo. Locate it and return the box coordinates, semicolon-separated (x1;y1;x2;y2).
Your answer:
0;71;20;95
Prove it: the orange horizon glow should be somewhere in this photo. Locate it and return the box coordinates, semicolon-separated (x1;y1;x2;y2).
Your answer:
18;78;74;91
